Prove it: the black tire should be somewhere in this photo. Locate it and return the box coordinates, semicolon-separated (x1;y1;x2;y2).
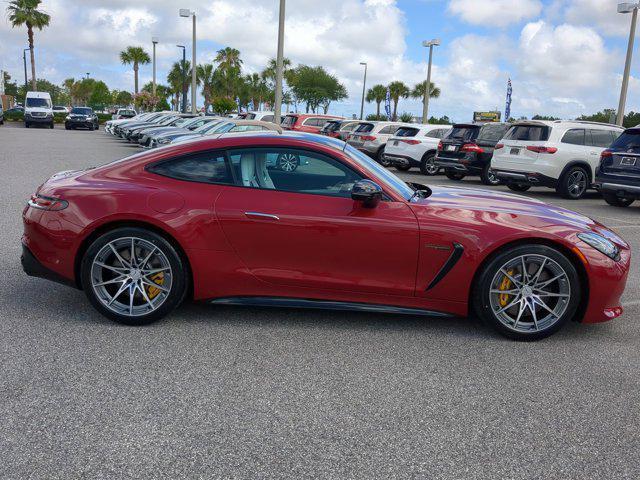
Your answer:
603;193;635;207
377;148;391;167
80;227;188;326
89;124;95;131
445;170;465;181
473;244;581;341
508;184;531;192
65;125;70;130
395;164;411;171
557;166;589;199
49;122;54;129
480;164;502;186
420;152;439;176
25;122;30;128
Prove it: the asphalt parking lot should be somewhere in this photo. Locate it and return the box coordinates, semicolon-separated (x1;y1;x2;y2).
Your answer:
1;123;639;479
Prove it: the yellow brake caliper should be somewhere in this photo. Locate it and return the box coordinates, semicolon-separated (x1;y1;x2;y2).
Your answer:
498;269;514;307
145;272;165;300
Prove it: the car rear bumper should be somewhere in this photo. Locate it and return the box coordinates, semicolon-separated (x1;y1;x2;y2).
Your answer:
21;242;77;288
594;177;640;199
384;154;420;168
493;169;558;188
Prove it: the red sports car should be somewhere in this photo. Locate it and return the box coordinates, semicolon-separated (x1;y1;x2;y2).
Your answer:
22;133;630;340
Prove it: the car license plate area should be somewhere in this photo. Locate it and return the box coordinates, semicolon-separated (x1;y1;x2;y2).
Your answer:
510;148;520;155
620;157;637;167
446;145;456;152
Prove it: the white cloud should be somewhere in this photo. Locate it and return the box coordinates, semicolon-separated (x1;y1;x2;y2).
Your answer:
563;0;633;36
448;0;543;27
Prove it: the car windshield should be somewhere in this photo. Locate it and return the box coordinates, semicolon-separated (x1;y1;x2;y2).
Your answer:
194;121;223;133
611;129;640;151
344;144;415;200
321;121;341;133
446;126;480;142
26;97;51;108
504;125;550;141
282;116;297;127
71;108;92;115
210;122;236;133
394;127;419;137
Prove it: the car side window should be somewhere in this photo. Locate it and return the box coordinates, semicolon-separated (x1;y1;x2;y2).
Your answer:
261;115;274;122
589;129;615;148
379;125;396;135
561;129;585;146
227;148;363;198
148;151;232;185
426;128;446;138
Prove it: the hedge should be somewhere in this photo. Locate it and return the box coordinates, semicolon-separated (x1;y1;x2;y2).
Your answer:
3;111;113;124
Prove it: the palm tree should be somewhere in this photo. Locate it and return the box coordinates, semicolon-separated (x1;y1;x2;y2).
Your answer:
119;46;150;94
388;81;410;121
214;47;243;97
62;77;75;105
365;84;387;118
196;63;216;113
411;81;441;102
167;60;191;111
7;0;50;91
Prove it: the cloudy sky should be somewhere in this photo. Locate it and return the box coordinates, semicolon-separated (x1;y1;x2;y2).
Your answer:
1;0;638;121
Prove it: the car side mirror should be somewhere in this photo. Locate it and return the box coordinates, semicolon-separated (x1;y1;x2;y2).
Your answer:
351;179;383;208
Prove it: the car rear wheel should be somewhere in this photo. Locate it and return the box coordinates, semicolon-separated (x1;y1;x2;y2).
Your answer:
603;193;635;207
473;245;580;341
558;166;589;199
445;170;465;181
81;227;188;326
507;184;531;192
377;148;391;167
480;165;502;186
395;164;411;171
420;153;439;176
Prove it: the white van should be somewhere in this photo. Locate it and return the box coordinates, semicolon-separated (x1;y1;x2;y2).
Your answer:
25;91;54;129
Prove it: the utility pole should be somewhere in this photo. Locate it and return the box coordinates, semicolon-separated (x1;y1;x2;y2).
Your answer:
422;39;440;124
616;2;639;126
359;62;367;120
273;0;286;124
152;37;159;96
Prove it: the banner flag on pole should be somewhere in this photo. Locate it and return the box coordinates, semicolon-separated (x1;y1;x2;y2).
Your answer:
236;96;241;114
385;87;391;120
505;78;512;121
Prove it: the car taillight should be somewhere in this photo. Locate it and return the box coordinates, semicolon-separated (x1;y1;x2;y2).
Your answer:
361;135;377;142
437;141;443;151
460;143;484;153
28;194;68;211
495;143;504;150
400;139;421;145
600;149;613;166
600;149;613;159
526;146;557;154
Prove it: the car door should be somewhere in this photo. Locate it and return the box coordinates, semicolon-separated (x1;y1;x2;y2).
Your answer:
215;147;420;296
560;129;589;172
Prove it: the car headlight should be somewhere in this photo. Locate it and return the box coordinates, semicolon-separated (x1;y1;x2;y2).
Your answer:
66;115;71;120
158;138;171;144
577;232;620;261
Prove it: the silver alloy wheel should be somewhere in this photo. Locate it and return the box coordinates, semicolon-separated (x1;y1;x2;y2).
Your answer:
487;169;500;185
567;170;587;197
278;153;299;172
90;237;173;317
489;254;571;334
424;157;438;175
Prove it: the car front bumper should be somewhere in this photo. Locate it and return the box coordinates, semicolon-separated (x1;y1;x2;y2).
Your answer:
66;119;96;128
25;115;53;124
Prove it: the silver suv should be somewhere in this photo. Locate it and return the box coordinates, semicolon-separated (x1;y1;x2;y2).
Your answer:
347;121;414;165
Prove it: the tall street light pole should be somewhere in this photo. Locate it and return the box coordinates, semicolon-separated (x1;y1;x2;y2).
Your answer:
180;9;197;114
359;62;367;120
22;48;29;96
421;39;440;124
273;0;286;125
152;37;159;97
177;45;187;113
617;2;639;126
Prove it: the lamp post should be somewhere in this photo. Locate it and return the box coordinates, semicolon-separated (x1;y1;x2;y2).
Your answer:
152;37;159;97
359;62;367;120
22;48;29;97
273;0;286;124
421;38;440;124
177;44;187;113
85;72;90;79
179;9;197;114
616;2;639;126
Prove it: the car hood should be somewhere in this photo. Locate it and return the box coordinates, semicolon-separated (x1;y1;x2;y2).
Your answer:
413;185;598;231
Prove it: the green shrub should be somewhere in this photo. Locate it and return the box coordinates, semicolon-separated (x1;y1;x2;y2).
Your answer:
399;112;414;123
5;111;24;122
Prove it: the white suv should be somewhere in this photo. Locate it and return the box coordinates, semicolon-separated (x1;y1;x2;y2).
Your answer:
383;124;451;174
492;121;623;199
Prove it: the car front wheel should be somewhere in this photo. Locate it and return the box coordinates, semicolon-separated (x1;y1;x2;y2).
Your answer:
603;193;635;207
81;227;188;325
377;148;391;167
473;244;580;341
480;165;502;186
558;166;589;199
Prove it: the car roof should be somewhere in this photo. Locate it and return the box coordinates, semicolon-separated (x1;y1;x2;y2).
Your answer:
218;119;283;131
511;120;623;130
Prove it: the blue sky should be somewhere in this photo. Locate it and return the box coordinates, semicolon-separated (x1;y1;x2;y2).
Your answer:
1;0;638;122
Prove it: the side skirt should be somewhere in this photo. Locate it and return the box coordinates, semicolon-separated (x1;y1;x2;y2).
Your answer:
209;296;454;318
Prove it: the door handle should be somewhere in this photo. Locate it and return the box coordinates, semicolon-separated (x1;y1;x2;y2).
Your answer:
244;211;280;221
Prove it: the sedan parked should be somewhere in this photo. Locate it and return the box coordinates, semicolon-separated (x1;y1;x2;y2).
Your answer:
22;133;630;341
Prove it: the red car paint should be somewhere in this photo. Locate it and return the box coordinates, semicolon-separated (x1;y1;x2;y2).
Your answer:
22;134;630;324
281;114;343;133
